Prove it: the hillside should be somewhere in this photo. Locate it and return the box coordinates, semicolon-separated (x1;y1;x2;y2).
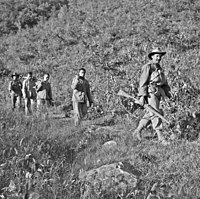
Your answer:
1;0;200;198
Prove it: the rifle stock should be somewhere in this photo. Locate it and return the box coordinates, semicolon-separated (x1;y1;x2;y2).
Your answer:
117;89;170;124
117;89;141;104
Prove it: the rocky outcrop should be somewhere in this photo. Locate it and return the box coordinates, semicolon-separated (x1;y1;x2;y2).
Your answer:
79;162;142;199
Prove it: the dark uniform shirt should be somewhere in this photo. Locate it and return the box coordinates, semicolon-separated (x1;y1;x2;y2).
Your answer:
8;80;22;97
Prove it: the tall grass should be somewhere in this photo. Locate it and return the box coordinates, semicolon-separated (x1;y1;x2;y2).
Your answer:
1;107;200;198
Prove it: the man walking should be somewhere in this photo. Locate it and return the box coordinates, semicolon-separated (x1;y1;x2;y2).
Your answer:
8;72;22;111
35;73;53;115
22;72;37;115
71;68;93;126
133;47;171;145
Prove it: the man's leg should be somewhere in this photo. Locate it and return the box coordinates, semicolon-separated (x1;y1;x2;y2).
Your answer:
10;95;16;111
43;100;50;118
148;94;169;145
81;103;88;119
73;101;80;126
30;99;36;114
37;99;43;116
37;99;50;119
24;98;31;115
16;96;22;111
133;112;151;140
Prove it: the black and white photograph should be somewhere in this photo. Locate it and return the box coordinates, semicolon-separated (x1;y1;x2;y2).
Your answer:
0;0;200;198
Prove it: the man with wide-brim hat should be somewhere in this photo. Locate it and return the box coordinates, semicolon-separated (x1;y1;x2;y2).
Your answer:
8;72;22;111
148;47;166;60
11;72;19;78
132;47;171;145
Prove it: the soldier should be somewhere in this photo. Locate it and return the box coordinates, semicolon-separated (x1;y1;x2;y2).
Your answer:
133;47;171;145
35;73;53;115
71;68;93;126
8;72;22;111
22;72;37;115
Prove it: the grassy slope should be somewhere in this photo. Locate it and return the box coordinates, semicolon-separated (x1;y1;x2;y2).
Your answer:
1;107;200;198
1;0;200;198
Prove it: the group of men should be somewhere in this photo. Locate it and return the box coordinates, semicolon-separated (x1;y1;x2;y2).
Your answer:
70;48;172;145
8;68;93;124
8;47;172;145
8;72;53;116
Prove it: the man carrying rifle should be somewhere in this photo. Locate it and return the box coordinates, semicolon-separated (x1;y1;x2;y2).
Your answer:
133;47;171;145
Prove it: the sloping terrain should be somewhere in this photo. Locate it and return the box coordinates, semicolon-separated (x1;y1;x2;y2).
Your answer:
1;0;200;198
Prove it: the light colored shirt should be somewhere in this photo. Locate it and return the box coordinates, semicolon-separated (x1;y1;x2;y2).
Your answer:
22;78;37;99
36;81;52;100
138;62;171;98
71;77;93;104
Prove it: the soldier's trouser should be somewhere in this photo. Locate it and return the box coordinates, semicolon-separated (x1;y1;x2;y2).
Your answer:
11;95;21;111
37;99;51;115
24;98;36;116
73;101;88;126
136;93;164;140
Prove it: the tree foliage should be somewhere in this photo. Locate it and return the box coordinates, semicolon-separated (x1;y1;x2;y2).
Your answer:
0;0;69;35
0;0;200;112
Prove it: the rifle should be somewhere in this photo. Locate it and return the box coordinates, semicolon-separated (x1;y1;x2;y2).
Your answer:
117;89;170;124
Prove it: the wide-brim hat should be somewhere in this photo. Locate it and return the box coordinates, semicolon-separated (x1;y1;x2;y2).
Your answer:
11;72;19;77
148;47;166;60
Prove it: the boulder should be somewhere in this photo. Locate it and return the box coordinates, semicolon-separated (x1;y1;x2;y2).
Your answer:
79;162;141;199
102;140;117;151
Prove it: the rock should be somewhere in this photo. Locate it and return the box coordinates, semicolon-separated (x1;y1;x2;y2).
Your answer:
94;114;116;126
102;140;117;150
87;125;97;133
28;192;40;199
79;162;141;198
146;182;174;199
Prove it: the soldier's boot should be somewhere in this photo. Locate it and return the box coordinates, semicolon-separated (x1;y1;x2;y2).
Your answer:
156;130;170;146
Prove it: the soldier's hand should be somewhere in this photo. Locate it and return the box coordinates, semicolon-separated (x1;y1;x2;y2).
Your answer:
73;75;79;84
50;100;54;106
75;75;79;80
89;102;93;108
139;96;145;106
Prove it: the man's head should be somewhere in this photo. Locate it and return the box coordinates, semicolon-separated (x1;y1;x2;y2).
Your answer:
151;54;163;64
148;47;166;64
79;68;86;78
27;72;33;80
12;72;19;80
43;73;50;82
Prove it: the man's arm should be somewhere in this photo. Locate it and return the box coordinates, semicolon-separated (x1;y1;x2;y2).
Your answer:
162;81;171;99
22;80;27;98
8;81;12;93
71;75;79;90
138;64;151;97
138;64;151;105
86;81;93;106
49;83;53;100
19;81;22;90
35;81;43;92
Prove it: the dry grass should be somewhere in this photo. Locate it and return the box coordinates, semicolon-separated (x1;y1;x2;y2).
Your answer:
0;107;200;198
